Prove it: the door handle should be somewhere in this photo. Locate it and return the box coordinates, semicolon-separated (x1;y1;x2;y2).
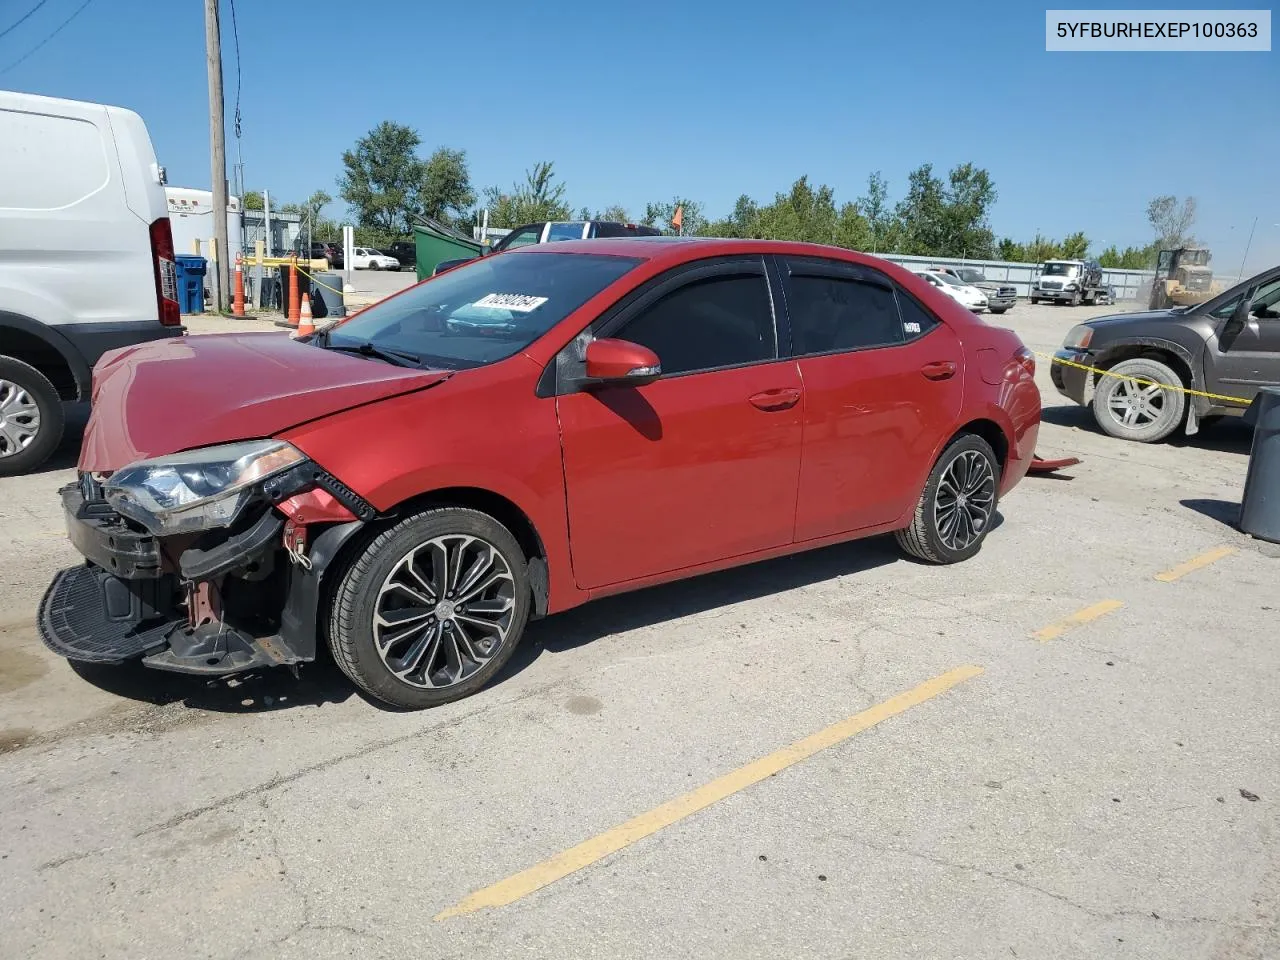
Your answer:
748;387;802;411
920;361;958;381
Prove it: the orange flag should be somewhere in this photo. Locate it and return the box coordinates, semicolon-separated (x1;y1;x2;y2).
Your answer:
671;205;684;231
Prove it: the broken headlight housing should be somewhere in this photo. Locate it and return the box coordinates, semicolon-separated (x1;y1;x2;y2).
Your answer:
103;440;305;535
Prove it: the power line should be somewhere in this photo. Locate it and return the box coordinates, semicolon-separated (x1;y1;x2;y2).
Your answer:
0;0;94;75
0;0;51;40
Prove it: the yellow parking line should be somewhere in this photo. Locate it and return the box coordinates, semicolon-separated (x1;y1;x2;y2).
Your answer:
1033;599;1124;643
1154;546;1236;583
434;665;985;921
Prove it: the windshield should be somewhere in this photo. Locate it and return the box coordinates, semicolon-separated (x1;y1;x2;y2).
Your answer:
323;252;642;369
931;272;965;287
1043;263;1079;276
955;269;986;284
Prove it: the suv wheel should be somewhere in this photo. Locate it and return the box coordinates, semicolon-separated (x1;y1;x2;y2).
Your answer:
896;434;999;565
0;357;66;477
327;507;532;709
1091;357;1186;443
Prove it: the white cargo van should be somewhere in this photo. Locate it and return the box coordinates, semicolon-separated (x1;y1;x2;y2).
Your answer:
0;90;184;475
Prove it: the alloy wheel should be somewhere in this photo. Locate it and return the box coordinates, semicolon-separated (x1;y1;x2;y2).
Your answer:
1106;379;1167;429
372;535;516;689
0;379;41;460
933;450;996;551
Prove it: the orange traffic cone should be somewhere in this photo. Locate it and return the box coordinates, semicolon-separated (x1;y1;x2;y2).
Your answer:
232;257;245;316
287;257;300;326
296;292;315;336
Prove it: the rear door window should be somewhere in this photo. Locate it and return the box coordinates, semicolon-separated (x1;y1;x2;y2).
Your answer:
782;258;906;355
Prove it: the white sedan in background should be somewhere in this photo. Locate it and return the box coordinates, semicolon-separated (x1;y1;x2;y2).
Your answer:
351;247;401;271
914;269;988;312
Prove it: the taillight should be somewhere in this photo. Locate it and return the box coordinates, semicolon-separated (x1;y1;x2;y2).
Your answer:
1013;345;1036;377
149;217;181;327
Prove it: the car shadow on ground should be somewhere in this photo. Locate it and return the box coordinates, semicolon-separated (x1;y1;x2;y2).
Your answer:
68;656;356;713
498;530;928;686
1039;403;1254;456
66;526;1001;713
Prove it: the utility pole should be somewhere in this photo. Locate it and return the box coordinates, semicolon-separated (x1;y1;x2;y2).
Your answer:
204;0;230;313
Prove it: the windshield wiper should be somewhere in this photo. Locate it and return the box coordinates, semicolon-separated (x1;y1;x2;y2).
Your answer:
321;339;422;368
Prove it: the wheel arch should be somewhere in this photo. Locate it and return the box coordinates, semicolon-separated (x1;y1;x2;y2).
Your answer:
382;486;550;617
0;312;91;400
1093;339;1195;389
951;418;1009;473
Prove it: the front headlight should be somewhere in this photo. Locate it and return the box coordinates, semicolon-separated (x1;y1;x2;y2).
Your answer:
104;440;305;535
1063;324;1094;350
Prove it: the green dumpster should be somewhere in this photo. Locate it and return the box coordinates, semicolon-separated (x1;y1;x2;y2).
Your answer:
413;218;485;281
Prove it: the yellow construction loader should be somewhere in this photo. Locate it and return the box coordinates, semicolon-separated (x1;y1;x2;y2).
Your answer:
1148;247;1222;310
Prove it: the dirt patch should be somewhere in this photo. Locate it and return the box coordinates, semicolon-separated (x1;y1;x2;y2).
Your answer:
0;727;36;754
0;646;49;694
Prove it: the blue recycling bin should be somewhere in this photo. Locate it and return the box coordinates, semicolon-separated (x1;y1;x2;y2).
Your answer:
174;255;207;314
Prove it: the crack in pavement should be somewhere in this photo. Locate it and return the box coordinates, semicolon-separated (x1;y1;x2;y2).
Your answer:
136;680;560;839
848;836;1269;929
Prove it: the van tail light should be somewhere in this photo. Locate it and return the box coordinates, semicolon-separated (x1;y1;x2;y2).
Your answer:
1013;345;1036;377
149;217;181;327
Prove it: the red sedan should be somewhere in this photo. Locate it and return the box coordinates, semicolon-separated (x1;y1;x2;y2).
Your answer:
41;238;1040;709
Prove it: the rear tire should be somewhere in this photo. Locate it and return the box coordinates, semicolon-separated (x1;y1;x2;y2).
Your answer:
1091;357;1186;443
895;434;1000;565
0;357;65;477
327;507;531;709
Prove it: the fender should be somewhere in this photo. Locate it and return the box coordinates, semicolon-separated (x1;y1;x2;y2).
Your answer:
1092;336;1202;386
0;310;94;398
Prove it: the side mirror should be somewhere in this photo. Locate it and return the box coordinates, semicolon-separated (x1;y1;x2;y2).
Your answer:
584;338;661;387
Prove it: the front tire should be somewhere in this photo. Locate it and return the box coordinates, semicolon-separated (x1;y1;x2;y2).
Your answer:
896;434;1000;565
327;508;532;709
0;357;65;477
1091;357;1185;443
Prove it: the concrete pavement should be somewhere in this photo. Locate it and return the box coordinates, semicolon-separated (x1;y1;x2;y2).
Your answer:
0;301;1275;959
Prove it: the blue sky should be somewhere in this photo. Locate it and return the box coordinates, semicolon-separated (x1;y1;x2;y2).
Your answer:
3;0;1277;270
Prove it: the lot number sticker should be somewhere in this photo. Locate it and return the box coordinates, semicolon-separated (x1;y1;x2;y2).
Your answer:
473;293;548;312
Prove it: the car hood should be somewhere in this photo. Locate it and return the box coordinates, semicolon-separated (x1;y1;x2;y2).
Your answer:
79;332;451;472
1084;308;1179;328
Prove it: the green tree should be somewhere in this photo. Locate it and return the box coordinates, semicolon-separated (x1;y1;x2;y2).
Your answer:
893;164;948;255
597;204;630;223
856;172;897;253
940;163;997;259
242;190;263;211
577;206;592;221
997;238;1025;261
1147;195;1197;249
643;197;707;235
483;161;572;228
338;122;473;234
418;147;475;224
1059;230;1090;259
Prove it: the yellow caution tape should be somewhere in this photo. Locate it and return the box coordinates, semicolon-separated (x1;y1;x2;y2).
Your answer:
1038;352;1250;405
292;263;348;298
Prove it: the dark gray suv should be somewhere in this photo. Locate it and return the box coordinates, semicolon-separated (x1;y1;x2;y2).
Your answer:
1051;264;1280;442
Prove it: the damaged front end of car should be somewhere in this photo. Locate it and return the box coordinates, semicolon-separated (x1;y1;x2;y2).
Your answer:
39;440;372;677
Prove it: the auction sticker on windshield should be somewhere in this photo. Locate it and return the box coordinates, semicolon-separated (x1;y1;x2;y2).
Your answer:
473;293;549;312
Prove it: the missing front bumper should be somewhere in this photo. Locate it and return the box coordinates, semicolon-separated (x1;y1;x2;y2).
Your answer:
38;564;305;675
